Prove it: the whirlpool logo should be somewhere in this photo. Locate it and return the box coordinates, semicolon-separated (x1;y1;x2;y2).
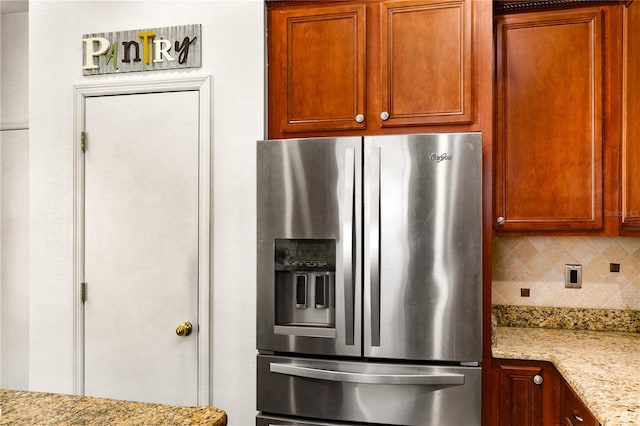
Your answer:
429;153;452;163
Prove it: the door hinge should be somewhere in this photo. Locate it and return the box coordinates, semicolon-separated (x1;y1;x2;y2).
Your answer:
81;282;87;303
81;131;87;153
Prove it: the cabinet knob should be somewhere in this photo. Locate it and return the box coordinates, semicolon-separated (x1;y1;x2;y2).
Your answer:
496;216;506;225
533;374;543;385
380;111;389;121
355;114;365;123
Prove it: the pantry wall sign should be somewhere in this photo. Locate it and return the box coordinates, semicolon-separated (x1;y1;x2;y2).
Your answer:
82;24;201;75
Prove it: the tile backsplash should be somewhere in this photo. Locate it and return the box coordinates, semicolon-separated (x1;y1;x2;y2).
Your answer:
492;236;640;310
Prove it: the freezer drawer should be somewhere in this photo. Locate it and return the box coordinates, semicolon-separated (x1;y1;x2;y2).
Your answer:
257;414;368;426
257;355;481;426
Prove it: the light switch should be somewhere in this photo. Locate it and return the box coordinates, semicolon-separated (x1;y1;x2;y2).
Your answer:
565;264;582;288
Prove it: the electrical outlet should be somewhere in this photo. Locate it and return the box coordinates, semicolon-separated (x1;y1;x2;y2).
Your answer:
565;264;582;288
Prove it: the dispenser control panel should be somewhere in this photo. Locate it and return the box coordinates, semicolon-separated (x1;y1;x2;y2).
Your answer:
275;239;335;271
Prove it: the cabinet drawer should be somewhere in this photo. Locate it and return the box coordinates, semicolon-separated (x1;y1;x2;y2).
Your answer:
561;382;599;426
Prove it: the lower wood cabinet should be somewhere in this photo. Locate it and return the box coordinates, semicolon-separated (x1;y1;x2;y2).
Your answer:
499;364;542;425
561;379;599;426
490;359;601;426
491;359;561;426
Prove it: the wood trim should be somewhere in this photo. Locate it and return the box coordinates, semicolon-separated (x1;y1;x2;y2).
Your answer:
72;76;212;406
495;0;624;14
477;0;494;422
621;0;640;232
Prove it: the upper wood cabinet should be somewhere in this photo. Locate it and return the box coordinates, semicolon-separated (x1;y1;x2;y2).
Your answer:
267;2;367;135
266;0;490;139
378;0;472;128
621;0;640;233
494;5;622;234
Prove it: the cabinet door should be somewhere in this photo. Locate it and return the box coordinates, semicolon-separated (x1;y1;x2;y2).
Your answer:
499;364;544;426
267;2;366;137
378;0;472;127
495;9;605;232
622;1;640;232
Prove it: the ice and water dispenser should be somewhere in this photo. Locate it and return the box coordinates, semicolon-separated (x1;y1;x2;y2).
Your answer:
274;239;336;338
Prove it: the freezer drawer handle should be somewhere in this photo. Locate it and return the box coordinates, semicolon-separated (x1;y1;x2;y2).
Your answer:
270;363;465;385
268;424;308;426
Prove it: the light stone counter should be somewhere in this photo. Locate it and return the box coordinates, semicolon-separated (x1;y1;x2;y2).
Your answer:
0;389;227;425
493;326;640;426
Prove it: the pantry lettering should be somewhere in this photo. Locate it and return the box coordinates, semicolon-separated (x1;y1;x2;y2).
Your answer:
82;25;201;75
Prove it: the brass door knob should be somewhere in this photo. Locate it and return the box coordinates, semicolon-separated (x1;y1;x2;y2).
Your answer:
176;321;193;337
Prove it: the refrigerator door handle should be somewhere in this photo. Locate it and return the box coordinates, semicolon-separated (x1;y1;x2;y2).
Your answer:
270;363;465;386
343;148;356;346
369;146;381;346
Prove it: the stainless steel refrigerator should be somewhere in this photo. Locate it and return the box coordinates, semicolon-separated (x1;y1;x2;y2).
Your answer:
256;133;482;426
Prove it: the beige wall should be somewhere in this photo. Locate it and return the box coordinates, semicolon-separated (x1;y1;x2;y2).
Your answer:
1;10;28;129
493;236;640;309
1;10;29;391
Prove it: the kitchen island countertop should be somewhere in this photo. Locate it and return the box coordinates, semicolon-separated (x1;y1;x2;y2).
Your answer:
493;326;640;426
0;389;227;425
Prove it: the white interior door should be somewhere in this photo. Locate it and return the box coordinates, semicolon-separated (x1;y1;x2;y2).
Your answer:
83;90;200;406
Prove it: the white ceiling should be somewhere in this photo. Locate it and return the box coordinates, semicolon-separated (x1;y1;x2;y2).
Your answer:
1;0;28;14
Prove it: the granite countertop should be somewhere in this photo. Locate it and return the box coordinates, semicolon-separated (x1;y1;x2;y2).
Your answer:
0;389;227;425
493;326;640;426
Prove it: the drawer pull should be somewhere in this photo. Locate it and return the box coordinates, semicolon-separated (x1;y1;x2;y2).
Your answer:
270;363;465;385
573;412;584;422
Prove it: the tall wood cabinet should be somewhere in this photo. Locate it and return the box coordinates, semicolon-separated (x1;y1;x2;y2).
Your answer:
266;0;492;139
494;5;622;233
